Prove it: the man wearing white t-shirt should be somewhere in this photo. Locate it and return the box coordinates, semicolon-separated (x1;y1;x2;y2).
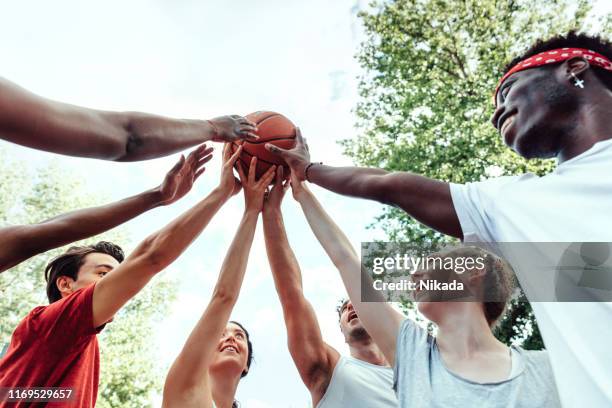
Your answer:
267;31;612;406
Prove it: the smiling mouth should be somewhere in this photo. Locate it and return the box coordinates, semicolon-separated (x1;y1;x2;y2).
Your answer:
220;345;239;354
347;312;358;323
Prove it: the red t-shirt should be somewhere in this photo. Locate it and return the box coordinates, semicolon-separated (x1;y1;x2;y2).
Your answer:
0;283;104;407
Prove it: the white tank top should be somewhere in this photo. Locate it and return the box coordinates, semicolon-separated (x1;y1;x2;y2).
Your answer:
316;355;399;408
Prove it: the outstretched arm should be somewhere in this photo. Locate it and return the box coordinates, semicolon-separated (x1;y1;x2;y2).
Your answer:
293;180;404;366
0;145;213;273
262;168;339;403
0;76;258;161
266;128;461;238
91;144;244;328
163;157;276;408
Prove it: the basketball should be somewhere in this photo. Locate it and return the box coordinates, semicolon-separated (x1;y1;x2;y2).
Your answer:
231;111;297;180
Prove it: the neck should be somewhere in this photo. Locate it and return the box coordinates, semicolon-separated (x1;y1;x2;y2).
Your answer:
434;302;506;357
557;89;612;163
348;336;389;366
210;370;241;408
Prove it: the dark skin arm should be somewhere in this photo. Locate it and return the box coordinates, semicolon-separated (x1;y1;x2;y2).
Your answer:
0;144;213;273
0;77;258;161
265;129;462;238
262;167;340;406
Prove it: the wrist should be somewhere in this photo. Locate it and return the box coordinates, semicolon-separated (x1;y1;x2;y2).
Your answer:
205;119;219;141
148;187;169;207
304;162;322;182
243;208;261;218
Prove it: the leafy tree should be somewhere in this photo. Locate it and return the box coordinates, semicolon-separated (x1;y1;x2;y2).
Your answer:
0;150;176;407
345;0;611;347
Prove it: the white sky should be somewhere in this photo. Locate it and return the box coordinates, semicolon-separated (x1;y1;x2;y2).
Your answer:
0;1;610;407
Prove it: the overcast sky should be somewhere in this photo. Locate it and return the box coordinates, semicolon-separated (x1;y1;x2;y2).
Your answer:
0;1;610;407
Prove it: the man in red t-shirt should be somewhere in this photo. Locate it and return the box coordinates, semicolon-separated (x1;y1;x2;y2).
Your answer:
0;144;245;407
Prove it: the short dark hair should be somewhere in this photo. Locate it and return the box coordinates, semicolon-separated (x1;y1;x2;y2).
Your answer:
336;298;349;322
228;320;253;378
44;241;124;303
503;31;612;91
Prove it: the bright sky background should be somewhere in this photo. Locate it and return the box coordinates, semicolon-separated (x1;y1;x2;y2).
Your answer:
1;1;610;407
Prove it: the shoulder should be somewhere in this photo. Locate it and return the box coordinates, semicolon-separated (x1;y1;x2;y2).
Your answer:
397;318;431;348
515;347;554;377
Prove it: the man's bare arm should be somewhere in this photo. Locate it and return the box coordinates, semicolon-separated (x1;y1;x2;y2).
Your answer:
0;145;212;273
0;77;257;161
91;145;243;328
294;181;404;366
265;128;462;238
262;169;339;399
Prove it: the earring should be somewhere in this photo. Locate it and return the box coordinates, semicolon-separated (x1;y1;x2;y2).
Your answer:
570;72;584;89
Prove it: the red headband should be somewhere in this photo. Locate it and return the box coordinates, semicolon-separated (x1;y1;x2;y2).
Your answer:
494;47;612;106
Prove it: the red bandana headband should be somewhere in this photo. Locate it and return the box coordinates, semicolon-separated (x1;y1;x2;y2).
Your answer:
494;47;612;106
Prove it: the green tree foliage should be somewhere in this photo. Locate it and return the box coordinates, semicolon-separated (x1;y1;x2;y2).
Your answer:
0;151;176;407
345;0;611;348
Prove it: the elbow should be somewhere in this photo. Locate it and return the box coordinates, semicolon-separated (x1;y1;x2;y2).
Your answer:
132;235;169;272
101;112;140;161
211;286;239;306
363;174;395;205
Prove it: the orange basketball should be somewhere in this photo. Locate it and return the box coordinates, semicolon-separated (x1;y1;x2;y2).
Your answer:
231;111;297;181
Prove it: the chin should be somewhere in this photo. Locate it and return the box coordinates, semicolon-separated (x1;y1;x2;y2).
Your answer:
513;129;559;160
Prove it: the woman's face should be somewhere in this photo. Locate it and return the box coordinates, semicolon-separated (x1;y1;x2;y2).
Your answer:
210;322;249;377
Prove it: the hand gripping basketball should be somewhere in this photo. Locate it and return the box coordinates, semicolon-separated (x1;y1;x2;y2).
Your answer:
265;127;310;181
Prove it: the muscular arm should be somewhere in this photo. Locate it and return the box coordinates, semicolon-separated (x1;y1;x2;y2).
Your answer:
295;183;404;366
0;77;254;161
162;210;259;407
262;207;339;403
308;164;461;238
92;187;230;328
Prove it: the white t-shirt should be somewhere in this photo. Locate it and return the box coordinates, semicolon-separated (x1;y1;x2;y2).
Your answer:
316;355;398;408
450;138;612;407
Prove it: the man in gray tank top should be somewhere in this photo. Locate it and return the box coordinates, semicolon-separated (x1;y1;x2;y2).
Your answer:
262;169;398;407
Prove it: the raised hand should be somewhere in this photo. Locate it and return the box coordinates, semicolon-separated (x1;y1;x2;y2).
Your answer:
218;143;243;198
158;144;213;205
265;127;310;181
208;115;259;143
236;157;277;213
263;166;290;213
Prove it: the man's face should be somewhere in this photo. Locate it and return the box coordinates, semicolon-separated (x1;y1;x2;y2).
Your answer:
491;65;579;159
60;252;119;297
339;300;369;342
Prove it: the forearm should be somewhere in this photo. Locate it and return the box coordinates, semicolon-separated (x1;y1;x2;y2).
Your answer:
262;209;304;304
211;210;258;301
309;164;461;238
296;186;358;265
0;189;163;272
132;188;229;271
110;112;215;162
307;164;389;201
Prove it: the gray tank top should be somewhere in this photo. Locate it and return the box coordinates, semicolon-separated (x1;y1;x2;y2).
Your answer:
316;355;399;407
